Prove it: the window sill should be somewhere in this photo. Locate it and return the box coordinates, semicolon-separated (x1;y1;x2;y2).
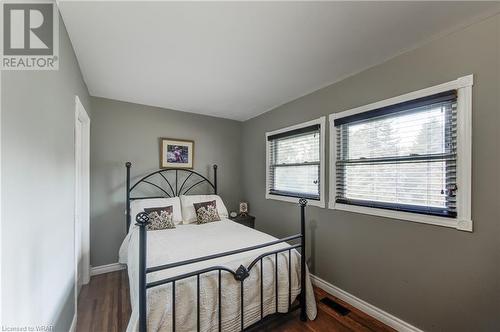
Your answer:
330;202;472;232
266;194;325;208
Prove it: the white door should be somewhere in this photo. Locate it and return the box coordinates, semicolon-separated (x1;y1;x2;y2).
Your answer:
75;117;83;291
75;96;90;304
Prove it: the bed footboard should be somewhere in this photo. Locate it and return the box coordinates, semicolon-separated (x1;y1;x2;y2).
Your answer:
135;199;308;332
126;162;309;331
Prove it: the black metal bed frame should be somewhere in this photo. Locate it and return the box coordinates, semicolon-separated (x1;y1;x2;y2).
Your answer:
125;162;308;332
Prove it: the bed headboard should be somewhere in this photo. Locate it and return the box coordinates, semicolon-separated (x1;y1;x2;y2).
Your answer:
125;162;217;231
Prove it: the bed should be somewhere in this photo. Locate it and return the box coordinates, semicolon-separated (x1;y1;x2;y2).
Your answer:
119;163;317;332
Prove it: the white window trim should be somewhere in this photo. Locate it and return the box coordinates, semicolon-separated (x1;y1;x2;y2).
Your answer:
329;75;473;232
265;116;326;208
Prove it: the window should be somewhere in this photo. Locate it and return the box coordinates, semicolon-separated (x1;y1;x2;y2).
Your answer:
266;117;326;207
330;76;473;231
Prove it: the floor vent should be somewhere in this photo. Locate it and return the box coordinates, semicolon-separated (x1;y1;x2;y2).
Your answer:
320;297;351;316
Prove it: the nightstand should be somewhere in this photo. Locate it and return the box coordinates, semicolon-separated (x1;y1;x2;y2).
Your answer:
229;214;255;228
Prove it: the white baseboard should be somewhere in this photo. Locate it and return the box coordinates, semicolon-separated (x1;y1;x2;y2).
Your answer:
90;262;126;276
68;313;76;332
310;274;424;332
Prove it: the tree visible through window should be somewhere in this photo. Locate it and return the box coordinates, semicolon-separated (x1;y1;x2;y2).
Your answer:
335;91;457;217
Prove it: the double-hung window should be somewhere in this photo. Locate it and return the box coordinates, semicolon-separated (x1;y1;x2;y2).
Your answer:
330;76;473;231
266;117;326;207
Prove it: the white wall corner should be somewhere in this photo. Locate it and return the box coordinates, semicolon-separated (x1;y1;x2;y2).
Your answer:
310;274;424;332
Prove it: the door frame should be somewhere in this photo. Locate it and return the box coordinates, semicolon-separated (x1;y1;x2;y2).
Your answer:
74;95;90;313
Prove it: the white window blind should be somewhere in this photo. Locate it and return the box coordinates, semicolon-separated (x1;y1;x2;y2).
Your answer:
334;90;457;217
268;124;321;200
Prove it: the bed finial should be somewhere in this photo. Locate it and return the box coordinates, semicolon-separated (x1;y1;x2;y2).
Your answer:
135;212;150;226
126;161;131;168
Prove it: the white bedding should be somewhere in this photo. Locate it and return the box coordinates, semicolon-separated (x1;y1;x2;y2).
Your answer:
119;219;317;331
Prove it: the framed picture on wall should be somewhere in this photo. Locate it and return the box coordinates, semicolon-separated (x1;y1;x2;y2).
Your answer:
160;138;194;169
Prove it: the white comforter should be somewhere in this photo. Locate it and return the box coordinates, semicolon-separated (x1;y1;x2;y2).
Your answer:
119;219;317;332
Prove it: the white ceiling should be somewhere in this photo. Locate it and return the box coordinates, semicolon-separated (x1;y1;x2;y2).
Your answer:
58;1;499;121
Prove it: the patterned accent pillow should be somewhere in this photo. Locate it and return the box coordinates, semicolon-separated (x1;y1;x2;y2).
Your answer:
144;206;175;230
193;200;221;224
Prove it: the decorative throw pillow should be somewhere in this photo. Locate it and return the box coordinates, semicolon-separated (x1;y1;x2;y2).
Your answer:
193;200;221;224
144;206;175;230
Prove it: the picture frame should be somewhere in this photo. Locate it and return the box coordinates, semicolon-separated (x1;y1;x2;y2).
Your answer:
160;138;194;169
239;202;248;216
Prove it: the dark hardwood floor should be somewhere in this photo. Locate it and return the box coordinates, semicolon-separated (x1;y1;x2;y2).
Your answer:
77;271;395;332
77;270;131;332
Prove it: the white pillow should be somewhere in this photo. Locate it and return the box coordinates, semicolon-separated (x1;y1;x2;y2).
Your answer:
180;195;229;224
130;197;183;228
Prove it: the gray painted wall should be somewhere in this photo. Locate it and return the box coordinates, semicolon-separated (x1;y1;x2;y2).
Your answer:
1;18;91;332
241;15;500;332
89;97;242;266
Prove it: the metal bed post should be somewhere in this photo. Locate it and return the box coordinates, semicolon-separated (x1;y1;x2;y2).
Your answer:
299;198;307;322
136;212;150;332
126;162;131;231
213;164;218;194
